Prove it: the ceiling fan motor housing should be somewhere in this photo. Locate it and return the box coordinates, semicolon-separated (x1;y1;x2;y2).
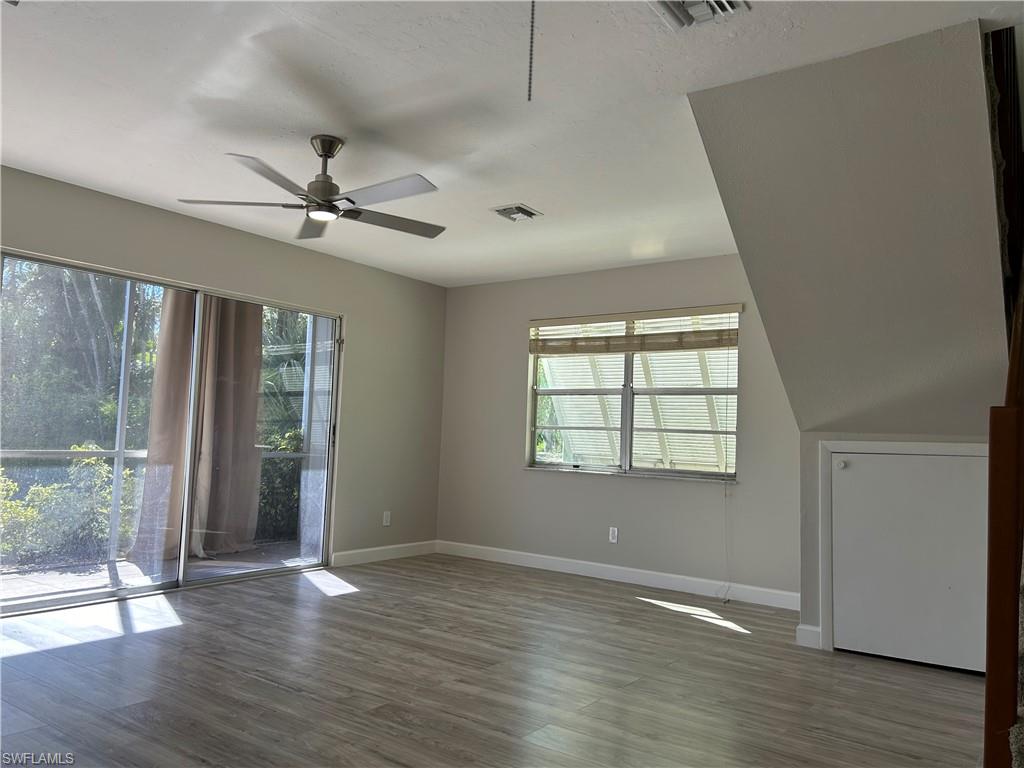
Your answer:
307;174;341;203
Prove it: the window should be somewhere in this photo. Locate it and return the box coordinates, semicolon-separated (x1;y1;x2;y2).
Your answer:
528;305;740;479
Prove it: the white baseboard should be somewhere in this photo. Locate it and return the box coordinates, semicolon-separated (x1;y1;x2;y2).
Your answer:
329;539;800;611
330;540;438;567
435;540;799;611
795;623;822;649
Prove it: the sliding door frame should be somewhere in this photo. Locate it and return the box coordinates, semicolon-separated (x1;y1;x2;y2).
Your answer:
0;248;341;318
176;294;205;586
180;292;342;586
0;247;344;614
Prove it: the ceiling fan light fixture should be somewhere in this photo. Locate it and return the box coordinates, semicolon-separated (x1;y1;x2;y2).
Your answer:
307;204;340;222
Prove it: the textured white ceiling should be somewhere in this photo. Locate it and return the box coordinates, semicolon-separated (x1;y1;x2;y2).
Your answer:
2;1;1022;286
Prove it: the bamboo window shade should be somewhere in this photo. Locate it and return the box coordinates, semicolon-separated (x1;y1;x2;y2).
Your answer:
529;304;742;356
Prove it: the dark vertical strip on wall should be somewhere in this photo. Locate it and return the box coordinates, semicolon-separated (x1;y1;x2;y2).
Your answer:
986;28;1022;341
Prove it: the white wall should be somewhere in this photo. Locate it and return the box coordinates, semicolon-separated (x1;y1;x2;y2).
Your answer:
1;167;447;555
437;255;800;594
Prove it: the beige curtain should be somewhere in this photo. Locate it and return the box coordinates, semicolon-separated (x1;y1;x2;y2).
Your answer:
130;292;263;569
189;295;263;557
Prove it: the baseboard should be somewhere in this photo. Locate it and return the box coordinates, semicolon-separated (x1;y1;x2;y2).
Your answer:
435;540;799;611
330;540;438;567
329;539;800;611
795;623;822;649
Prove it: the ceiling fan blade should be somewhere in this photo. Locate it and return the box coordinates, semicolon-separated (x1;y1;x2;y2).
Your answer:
226;153;313;200
296;218;328;240
329;174;437;207
340;208;445;239
178;199;306;208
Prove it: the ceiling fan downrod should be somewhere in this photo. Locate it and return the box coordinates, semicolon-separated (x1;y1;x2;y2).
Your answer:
307;135;345;202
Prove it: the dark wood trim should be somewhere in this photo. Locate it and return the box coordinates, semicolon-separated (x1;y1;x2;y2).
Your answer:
985;406;1024;768
984;25;1024;767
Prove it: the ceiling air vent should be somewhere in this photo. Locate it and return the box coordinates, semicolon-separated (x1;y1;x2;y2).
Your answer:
650;1;750;29
493;204;542;222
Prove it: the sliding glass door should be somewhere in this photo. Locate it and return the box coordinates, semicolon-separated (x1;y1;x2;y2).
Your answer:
1;253;337;612
184;295;336;582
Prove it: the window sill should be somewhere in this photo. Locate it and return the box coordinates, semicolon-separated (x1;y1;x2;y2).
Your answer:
524;464;737;484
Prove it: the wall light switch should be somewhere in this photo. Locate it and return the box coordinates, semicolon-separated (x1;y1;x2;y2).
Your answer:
609;526;618;544
383;510;391;527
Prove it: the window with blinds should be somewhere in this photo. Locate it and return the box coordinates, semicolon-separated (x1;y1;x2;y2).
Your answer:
528;305;740;479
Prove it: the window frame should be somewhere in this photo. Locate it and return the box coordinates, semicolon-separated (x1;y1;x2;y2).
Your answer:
526;307;740;482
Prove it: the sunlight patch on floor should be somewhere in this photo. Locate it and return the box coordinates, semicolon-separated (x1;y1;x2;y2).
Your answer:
636;596;750;634
302;570;359;596
0;593;182;657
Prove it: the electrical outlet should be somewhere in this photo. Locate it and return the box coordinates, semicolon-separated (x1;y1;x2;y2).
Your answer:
609;526;618;544
383;510;391;527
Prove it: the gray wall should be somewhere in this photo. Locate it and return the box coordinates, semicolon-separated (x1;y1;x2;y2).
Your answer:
689;22;1006;625
1;166;447;555
437;255;800;593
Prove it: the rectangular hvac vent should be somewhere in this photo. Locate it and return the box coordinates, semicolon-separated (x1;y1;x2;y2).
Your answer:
651;1;750;29
493;204;543;222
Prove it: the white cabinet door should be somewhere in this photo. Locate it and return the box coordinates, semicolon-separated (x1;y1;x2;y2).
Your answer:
832;451;987;671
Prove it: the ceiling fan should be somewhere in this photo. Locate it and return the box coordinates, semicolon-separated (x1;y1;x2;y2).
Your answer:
179;135;445;240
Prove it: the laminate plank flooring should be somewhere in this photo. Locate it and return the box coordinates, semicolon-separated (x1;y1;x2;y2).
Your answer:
0;554;983;767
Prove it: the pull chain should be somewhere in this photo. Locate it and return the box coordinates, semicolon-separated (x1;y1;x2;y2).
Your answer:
527;0;536;102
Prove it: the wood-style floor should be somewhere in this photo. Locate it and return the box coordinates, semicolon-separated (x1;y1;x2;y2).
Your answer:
0;554;983;767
